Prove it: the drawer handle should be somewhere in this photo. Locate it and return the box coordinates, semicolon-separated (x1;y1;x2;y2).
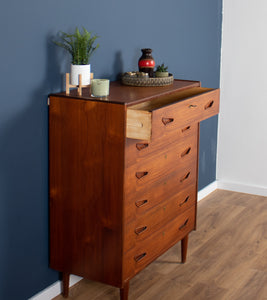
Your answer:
205;100;214;110
162;117;174;125
136;171;148;179
179;218;189;230
136;143;149;151
135;199;148;208
134;252;147;262
179;196;190;207
181;125;191;132
189;104;197;108
135;226;148;235
181;147;191;158
180;172;190;183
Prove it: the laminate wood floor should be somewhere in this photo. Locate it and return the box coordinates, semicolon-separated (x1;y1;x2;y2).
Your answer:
53;190;267;300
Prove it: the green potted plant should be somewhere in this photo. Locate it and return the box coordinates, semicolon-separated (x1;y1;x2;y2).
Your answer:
155;63;169;78
54;27;99;85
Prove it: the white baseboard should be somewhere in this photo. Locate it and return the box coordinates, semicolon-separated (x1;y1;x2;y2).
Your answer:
217;180;267;197
197;180;218;201
28;275;82;300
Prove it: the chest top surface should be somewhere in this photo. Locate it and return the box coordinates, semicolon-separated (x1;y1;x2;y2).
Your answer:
49;79;201;107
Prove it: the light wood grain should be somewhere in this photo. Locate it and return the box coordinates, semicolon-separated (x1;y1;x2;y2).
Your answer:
52;189;267;300
126;109;152;140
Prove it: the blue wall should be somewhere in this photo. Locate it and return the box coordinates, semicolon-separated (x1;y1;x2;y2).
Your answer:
0;1;222;298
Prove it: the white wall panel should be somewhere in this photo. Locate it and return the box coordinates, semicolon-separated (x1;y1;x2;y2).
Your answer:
218;0;267;191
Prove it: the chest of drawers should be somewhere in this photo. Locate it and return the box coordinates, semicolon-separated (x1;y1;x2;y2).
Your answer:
49;80;219;299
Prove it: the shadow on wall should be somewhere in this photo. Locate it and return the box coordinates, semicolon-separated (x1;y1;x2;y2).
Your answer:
113;51;124;81
0;35;61;299
98;50;124;81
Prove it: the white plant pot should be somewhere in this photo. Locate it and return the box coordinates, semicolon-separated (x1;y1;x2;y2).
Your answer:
70;64;91;85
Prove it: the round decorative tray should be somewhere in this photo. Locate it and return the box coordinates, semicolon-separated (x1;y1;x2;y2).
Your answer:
122;74;174;87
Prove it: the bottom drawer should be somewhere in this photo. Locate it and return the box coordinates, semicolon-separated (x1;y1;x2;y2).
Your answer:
123;205;195;280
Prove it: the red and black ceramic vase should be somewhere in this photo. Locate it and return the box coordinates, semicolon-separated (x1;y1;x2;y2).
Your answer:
138;48;155;77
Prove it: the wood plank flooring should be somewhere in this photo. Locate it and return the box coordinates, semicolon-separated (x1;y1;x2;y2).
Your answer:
53;190;267;300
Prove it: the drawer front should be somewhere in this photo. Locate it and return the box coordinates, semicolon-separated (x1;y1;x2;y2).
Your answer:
125;123;198;167
125;131;197;181
124;161;197;223
126;87;219;141
124;149;197;200
123;205;196;280
124;184;196;252
151;89;219;139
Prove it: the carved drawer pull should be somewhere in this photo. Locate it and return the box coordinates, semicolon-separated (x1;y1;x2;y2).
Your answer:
205;100;214;110
136;143;149;151
179;196;190;207
162;117;174;125
179;218;189;230
135;226;148;235
189;104;197;108
181;147;191;158
135;199;148;208
136;171;148;179
180;172;190;183
134;252;147;262
181;125;191;132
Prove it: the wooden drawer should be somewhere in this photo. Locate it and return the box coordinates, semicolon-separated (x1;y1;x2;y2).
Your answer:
124;162;197;224
123;185;196;252
125;123;198;167
125;130;197;180
123;205;196;280
126;87;219;140
124;183;197;224
124;148;197;199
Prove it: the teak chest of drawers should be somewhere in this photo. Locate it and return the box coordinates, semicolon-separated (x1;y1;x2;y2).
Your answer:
49;80;219;299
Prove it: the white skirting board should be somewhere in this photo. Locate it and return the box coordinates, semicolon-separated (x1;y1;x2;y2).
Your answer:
197;181;218;201
198;180;267;197
30;179;267;300
217;180;267;197
28;275;82;300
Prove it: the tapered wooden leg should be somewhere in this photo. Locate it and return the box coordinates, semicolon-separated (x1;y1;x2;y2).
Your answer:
120;281;129;300
62;272;70;298
181;234;189;263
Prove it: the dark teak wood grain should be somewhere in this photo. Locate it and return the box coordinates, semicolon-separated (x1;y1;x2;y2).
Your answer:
49;97;126;287
49;80;219;299
52;79;200;106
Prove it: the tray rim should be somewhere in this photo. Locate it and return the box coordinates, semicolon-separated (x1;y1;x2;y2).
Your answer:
121;74;174;87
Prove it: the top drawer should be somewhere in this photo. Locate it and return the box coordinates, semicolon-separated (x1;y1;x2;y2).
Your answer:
126;87;219;140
